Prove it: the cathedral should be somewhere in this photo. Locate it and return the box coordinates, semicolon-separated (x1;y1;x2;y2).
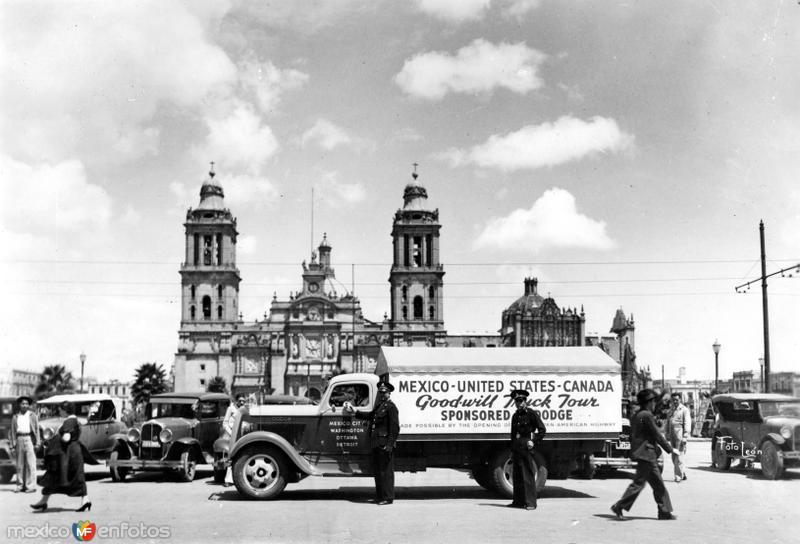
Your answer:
172;167;646;400
173;167;447;401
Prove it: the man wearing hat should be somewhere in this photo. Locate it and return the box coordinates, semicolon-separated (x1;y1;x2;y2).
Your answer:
347;381;400;505
666;392;691;482
507;389;546;510
10;395;40;493
611;388;675;520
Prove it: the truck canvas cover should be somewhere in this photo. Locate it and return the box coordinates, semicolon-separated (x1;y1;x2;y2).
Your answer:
376;346;621;439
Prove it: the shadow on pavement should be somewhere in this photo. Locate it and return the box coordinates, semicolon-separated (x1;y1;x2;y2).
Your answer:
594;513;655;521
208;484;594;502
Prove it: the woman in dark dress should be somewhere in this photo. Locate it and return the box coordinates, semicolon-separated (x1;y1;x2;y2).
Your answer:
30;402;91;512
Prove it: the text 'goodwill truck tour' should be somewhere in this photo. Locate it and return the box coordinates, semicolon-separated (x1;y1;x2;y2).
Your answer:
218;346;622;500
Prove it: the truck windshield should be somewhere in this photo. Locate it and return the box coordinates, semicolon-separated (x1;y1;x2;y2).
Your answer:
148;403;196;419
760;402;800;418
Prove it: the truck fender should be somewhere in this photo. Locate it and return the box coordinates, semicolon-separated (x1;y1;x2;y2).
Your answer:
229;431;322;476
760;434;786;448
165;439;205;464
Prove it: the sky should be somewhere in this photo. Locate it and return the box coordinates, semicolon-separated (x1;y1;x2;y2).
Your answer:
2;0;799;385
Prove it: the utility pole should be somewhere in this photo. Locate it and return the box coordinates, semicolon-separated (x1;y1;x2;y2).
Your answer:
759;221;771;393
734;221;800;394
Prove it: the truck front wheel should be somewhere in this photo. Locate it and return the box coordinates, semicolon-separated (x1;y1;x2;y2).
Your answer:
233;446;289;500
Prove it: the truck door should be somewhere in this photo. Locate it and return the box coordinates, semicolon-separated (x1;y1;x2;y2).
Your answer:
312;381;372;474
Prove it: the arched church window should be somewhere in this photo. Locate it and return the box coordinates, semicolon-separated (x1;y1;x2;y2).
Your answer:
217;285;223;299
402;306;408;320
412;236;422;267
217;305;223;319
203;236;213;266
190;285;196;299
413;296;423;320
202;296;211;320
429;306;435;320
428;286;434;299
190;305;196;320
401;286;407;302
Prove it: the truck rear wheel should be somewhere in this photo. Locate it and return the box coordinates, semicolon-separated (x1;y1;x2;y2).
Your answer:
233;446;289;500
486;449;546;498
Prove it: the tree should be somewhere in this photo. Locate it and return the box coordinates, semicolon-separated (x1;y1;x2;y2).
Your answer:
131;363;168;407
35;365;75;399
207;376;227;393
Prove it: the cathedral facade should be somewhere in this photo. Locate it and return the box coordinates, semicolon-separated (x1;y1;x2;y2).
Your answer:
173;168;445;400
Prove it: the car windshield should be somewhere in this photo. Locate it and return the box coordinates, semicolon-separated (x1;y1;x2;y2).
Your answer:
760;402;800;418
148;402;196;419
37;401;100;420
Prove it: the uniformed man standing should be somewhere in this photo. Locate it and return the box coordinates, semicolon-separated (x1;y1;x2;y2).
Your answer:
347;381;400;505
508;389;546;510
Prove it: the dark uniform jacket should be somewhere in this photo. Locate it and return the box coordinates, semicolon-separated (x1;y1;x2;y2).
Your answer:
367;399;400;450
629;408;673;462
510;407;546;453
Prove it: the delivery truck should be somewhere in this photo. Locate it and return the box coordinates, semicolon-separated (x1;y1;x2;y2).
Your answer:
221;346;622;500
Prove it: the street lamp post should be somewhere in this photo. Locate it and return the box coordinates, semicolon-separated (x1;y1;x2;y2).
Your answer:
80;351;86;393
712;340;721;394
759;357;765;393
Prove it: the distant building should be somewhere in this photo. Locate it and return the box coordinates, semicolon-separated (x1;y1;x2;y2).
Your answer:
770;372;800;397
86;379;133;411
500;278;585;348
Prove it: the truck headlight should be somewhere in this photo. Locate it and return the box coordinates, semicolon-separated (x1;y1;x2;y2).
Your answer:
127;428;141;443
780;426;792;440
42;428;53;441
159;429;173;443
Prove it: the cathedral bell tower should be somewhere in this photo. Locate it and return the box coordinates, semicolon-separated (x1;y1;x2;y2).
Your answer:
180;165;241;324
388;166;446;345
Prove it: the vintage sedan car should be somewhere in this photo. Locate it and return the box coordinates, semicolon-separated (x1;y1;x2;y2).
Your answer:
108;392;230;482
582;417;664;477
36;393;126;463
712;393;800;479
0;397;17;483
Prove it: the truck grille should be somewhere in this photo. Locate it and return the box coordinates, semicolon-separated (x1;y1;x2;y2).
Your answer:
139;422;164;460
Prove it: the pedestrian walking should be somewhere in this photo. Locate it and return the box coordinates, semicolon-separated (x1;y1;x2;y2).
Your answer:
10;395;40;493
30;402;91;512
507;389;546;510
345;381;399;505
666;392;691;482
611;388;676;521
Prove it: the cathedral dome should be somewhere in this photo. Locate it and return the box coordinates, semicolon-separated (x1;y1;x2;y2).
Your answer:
197;167;225;211
506;278;545;313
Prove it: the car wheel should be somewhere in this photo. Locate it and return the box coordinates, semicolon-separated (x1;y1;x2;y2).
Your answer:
0;467;14;484
109;451;129;482
178;451;196;482
714;437;731;471
233;446;289;500
486;448;546;498
759;441;785;480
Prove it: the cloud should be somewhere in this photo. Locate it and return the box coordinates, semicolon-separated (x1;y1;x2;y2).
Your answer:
299;119;374;152
193;104;279;174
438;116;634;171
300;119;354;150
415;0;491;22
315;171;367;206
223;174;281;208
395;39;545;100
0;155;112;235
238;58;309;114
473;188;616;253
414;0;539;22
1;1;237;164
